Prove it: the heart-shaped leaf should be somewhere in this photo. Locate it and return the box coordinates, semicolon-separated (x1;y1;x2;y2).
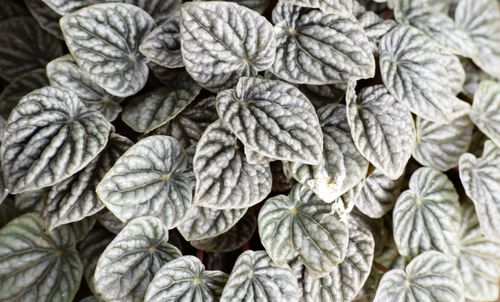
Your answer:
180;1;275;91
457;203;500;301
413;115;473;171
271;3;375;84
455;0;500;79
0;213;82;302
379;24;470;123
216;77;323;165
94;216;181;302
97;136;193;229
177;206;247;241
285;104;368;202
47;55;124;121
373;251;464;302
459;140;500;242
0;16;62;81
144;256;228;302
303;217;375;302
60;3;155;97
193;120;271;209
122;74;201;133
43;134;132;230
220;250;300;302
470;81;500;147
1;86;111;194
393;167;460;258
258;184;349;277
346;83;415;179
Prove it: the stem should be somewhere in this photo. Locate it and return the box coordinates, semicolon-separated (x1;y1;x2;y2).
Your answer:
196;250;204;262
373;261;390;273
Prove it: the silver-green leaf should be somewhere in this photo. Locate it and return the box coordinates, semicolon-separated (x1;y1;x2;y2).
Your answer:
96;136;193;229
60;3;155;97
220;250;300;302
393;167;460;258
94;216;181;302
180;1;275;91
216;77;323;165
281;0;353;15
1;86;111;194
144;256;228;302
470;80;500;147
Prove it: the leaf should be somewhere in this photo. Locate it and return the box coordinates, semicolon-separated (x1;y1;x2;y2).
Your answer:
193;120;271;209
77;225;114;295
413;115;473;171
0;213;82;302
303;217;375;302
285;104;368;203
14;190;47;213
353;169;403;219
0;16;62;81
258;184;349;277
139;15;183;68
393;167;460;258
394;6;478;57
457;203;500;301
220;250;300;302
191;211;256;252
94;216;181;302
216;77;323;165
24;0;64;39
68;216;96;243
60;3;155;97
47;55;124;121
180;1;275;91
122;74;201;133
96;136;193;229
379;24;470;123
0;0;29;20
346;83;415;179
470;81;500;147
271;3;375;84
280;0;353;16
178;206;247;241
123;0;181;24
455;0;500;79
195;0;271;13
43;134;132;230
0;68;48;119
41;0;106;15
144;256;228;302
459;140;500;242
373;251;464;302
1;86;111;194
96;209;125;234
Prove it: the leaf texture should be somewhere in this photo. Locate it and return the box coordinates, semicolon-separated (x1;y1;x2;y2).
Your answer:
1;86;111;194
97;136;193;229
470;81;500;147
24;0;64;39
281;0;353;15
41;0;106;15
180;1;275;91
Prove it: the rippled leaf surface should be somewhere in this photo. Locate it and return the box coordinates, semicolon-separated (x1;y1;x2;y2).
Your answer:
373;251;464;302
177;206;247;241
393;167;460;258
271;3;375;84
379;25;469;123
1;86;111;194
97;136;193;229
139;15;182;68
122;74;201;133
47;55;123;121
124;0;181;23
43;134;132;230
196;0;271;13
281;0;353;15
180;1;275;91
0;213;82;302
217;77;323;164
60;3;155;97
459;140;500;242
414;115;473;171
41;0;106;15
145;256;227;302
470;81;500;147
0;16;62;81
193;120;271;209
285;104;368;202
94;216;181;302
259;184;349;276
220;250;300;302
346;83;415;179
